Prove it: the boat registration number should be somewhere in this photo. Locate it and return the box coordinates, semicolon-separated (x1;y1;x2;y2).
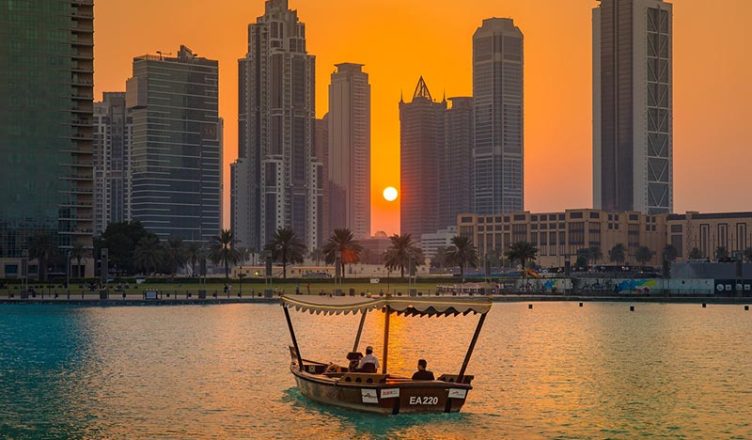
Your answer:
409;396;439;405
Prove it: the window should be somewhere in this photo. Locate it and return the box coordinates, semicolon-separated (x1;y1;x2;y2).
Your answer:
570;212;583;219
589;212;600;219
568;222;584;245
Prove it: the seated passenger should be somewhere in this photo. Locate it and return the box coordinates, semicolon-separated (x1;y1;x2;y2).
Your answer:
357;346;379;372
411;359;435;381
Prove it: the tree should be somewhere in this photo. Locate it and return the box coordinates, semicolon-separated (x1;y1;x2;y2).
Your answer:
236;247;251;266
715;246;729;261
95;221;152;275
210;229;240;280
635;246;655;266
264;227;306;279
576;248;592;269
445;236;479;281
185;242;202;277
431;247;450;269
134;235;163;275
71;243;86;278
383;233;423;278
309;248;325;266
745;248;752;263
505;241;538;277
662;244;679;278
323;228;363;279
688;247;703;260
164;236;187;277
28;232;58;282
609;243;626;265
588;246;603;265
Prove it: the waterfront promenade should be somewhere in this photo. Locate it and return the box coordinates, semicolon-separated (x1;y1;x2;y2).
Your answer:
1;290;750;305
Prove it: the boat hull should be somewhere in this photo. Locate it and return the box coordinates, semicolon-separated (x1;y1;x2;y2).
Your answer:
291;366;472;415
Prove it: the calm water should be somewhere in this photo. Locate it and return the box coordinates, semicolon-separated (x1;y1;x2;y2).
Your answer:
1;302;751;439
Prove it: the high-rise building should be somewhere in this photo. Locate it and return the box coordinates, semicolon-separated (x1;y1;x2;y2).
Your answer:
439;97;474;229
233;0;320;251
399;77;446;239
126;45;222;242
93;92;132;235
314;115;329;246
0;0;94;266
593;0;673;214
327;63;371;239
472;18;524;215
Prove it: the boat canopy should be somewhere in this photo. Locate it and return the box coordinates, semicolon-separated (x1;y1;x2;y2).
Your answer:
281;295;492;317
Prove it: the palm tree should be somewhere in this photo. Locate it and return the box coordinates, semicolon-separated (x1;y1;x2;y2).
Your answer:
264;227;306;279
71;243;86;278
323;228;363;279
210;229;240;280
609;243;626;265
505;241;538;277
688;247;703;260
164;236;187;277
185;242;202;277
445;236;479;281
635;246;655;266
28;232;58;282
134;235;163;275
383;233;423;278
576;247;593;269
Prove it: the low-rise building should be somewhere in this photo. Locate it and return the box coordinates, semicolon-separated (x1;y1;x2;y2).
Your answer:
420;226;457;260
666;212;752;260
457;209;667;267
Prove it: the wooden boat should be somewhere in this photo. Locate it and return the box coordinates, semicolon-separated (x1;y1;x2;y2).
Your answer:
281;295;492;415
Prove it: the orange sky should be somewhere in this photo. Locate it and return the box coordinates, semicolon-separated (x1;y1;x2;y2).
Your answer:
94;0;752;236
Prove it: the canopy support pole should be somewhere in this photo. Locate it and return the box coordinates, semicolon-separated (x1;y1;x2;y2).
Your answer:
457;312;487;382
382;306;390;374
352;309;368;353
283;305;303;371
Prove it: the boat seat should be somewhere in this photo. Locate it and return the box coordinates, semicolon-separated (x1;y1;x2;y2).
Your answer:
339;372;387;384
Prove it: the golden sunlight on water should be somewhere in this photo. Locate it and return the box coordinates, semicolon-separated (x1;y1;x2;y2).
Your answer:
0;303;751;439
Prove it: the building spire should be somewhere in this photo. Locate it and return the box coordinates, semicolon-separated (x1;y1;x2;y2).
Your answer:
412;76;433;101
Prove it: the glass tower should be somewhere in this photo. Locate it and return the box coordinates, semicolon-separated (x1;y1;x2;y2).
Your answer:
126;45;222;242
0;0;94;259
472;18;524;215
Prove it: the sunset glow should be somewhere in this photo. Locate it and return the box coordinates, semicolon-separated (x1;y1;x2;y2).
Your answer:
93;0;752;235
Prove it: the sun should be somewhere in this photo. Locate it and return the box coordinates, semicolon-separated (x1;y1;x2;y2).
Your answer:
383;186;398;202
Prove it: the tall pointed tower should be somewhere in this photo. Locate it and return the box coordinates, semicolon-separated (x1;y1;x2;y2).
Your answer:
399;77;446;239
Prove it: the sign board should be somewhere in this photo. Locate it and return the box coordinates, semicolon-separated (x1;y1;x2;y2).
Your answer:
361;388;378;404
370;278;380;284
448;388;467;399
380;388;400;399
145;290;157;300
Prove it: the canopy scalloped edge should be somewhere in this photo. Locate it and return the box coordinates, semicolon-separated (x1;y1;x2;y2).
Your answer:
281;295;492;317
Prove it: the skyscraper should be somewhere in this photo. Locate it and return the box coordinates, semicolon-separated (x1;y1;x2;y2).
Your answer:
126;45;222;242
93;92;132;235
314;115;329;246
439;97;474;229
399;77;446;239
472;18;524;215
327;63;371;239
0;0;94;266
233;0;319;251
593;0;673;214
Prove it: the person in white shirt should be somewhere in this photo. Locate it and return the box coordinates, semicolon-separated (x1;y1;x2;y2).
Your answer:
357;346;379;372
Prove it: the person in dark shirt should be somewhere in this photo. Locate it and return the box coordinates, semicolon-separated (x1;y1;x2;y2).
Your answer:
411;359;435;380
